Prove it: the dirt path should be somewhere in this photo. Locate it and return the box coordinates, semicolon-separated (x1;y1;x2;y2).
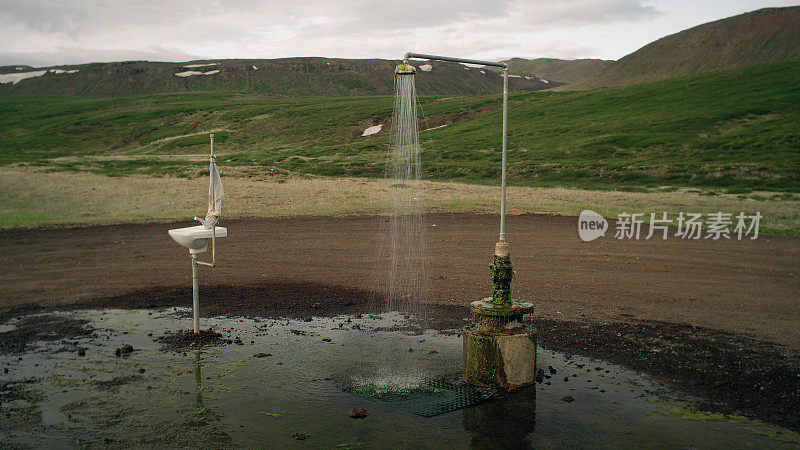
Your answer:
2;213;798;349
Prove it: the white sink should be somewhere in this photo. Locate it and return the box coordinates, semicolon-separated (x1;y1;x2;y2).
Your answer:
169;225;227;253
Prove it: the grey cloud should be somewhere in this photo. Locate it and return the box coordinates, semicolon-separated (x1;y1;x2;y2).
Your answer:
0;0;673;66
0;46;200;67
510;0;663;26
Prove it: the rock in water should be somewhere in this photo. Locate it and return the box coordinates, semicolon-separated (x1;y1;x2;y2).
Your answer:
349;408;367;418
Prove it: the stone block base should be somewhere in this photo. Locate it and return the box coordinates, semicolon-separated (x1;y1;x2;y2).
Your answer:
463;326;537;387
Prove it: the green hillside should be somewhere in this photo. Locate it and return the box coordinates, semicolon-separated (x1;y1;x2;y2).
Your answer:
0;58;797;192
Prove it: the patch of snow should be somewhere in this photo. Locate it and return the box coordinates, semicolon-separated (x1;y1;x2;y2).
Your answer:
175;70;203;77
524;76;532;80
464;67;469;70
480;70;485;74
174;69;219;77
508;74;521;78
15;67;23;70
361;124;383;137
49;69;78;74
0;70;47;84
252;65;258;70
184;63;218;68
419;64;433;72
541;79;549;83
422;124;448;132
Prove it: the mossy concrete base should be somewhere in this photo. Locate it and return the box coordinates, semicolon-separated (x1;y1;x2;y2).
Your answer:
463;325;537;388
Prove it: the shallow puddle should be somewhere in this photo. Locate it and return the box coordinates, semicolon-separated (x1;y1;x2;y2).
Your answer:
1;309;797;448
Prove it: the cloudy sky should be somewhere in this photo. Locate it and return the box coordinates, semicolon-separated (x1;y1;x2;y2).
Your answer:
0;0;795;66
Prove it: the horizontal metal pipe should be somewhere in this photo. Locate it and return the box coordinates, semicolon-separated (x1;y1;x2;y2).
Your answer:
403;52;508;69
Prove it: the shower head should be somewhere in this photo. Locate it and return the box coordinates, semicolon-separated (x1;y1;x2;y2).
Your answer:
395;63;416;75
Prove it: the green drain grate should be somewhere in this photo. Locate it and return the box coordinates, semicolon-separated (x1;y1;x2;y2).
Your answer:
344;376;498;417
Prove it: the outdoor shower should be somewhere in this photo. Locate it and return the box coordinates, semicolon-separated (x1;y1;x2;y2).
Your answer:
399;53;536;387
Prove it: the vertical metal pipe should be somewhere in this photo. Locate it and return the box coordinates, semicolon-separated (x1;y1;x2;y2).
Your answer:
192;253;199;334
500;68;508;242
210;133;214;214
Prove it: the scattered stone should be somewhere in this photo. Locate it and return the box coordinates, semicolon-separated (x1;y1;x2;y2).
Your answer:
253;353;272;358
322;338;332;342
77;348;86;357
599;389;606;393
535;368;545;383
138;368;146;374
349;408;367;418
427;350;438;354
3;368;7;374
563;377;569;382
292;433;310;440
290;329;307;336
277;362;283;365
548;366;556;374
562;395;575;402
408;348;413;352
157;330;223;351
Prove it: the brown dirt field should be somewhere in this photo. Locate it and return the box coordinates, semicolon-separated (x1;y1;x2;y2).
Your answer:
1;213;800;430
2;213;798;349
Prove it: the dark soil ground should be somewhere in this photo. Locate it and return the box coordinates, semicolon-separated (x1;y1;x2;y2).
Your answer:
1;214;798;430
156;329;224;351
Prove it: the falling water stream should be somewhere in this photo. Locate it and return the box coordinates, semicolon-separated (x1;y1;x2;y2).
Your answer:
382;71;428;315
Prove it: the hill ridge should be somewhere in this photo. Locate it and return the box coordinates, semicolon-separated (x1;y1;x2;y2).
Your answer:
0;57;555;97
561;6;800;90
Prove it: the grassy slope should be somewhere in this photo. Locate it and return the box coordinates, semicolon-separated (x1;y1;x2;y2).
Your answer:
0;58;797;192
